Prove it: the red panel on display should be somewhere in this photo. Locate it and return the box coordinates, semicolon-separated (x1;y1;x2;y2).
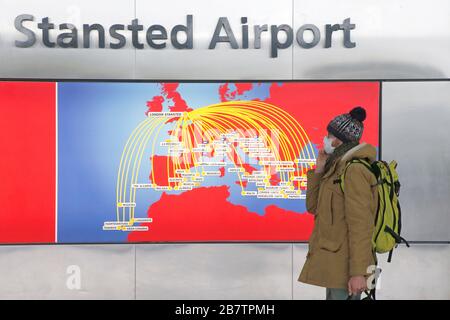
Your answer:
0;82;56;243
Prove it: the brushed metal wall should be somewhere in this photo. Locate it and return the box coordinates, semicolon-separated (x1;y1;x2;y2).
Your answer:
293;0;450;79
0;0;449;300
0;0;449;79
134;0;293;79
136;244;292;299
0;243;448;299
0;245;135;299
1;81;448;299
382;81;450;241
0;0;135;78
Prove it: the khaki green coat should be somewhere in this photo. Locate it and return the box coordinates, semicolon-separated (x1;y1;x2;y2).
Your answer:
298;142;378;289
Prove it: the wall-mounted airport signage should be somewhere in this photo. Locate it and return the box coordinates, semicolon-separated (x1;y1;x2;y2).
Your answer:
13;14;356;58
1;0;449;79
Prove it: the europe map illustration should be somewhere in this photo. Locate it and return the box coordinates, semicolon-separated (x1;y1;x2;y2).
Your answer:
0;81;379;243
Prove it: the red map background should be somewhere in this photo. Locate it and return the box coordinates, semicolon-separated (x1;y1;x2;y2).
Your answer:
129;82;380;242
0;82;56;243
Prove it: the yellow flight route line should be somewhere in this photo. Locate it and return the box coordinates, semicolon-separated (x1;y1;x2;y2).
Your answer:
184;114;206;189
171;114;193;190
225;103;304;159
167;113;195;190
227;107;297;184
122;117;164;222
183;113;201;175
116;117;153;221
190;103;294;185
187;115;217;188
173;113;192;180
179;113;195;183
233;101;316;181
231;110;292;185
116;100;316;225
217;107;292;178
195;112;261;187
201;101;315;188
174;112;207;191
197;111;280;188
150;115;173;191
193;113;250;192
210;110;285;189
185;113;235;188
129;116;168;223
246;100;317;182
221;101;308;159
118;118;153;213
245;101;316;160
127;118;157;223
200;103;296;160
201;106;293;184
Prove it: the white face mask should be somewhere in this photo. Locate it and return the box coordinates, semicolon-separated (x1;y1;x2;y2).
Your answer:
323;136;336;154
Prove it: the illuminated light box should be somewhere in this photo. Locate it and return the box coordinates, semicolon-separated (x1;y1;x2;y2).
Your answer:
0;81;379;244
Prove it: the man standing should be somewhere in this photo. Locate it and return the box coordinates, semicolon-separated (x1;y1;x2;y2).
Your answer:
298;106;378;300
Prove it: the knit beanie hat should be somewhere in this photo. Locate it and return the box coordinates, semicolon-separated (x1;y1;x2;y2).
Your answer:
326;106;366;143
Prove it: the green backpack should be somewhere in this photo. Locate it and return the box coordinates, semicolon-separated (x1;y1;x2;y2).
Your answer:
337;158;410;262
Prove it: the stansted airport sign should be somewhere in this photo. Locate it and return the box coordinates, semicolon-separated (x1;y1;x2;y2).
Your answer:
13;14;356;58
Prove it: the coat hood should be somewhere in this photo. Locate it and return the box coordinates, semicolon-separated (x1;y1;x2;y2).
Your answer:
340;142;377;163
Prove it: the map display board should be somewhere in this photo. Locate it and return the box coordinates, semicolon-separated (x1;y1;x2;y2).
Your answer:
0;81;379;244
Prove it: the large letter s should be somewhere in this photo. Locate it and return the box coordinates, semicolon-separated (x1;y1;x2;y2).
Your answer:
15;14;36;48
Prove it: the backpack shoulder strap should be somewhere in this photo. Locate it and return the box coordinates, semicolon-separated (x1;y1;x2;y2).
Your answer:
337;157;374;193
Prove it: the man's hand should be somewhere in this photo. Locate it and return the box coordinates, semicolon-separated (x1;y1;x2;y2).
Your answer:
348;276;367;296
315;149;329;173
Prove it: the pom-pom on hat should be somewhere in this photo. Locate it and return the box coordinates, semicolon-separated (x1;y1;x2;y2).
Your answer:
326;106;366;143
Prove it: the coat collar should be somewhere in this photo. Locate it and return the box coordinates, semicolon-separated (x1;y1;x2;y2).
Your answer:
321;158;341;180
320;142;370;180
339;142;369;163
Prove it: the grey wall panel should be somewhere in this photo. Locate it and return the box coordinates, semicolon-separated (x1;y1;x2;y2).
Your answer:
0;0;135;79
374;244;450;300
293;243;450;300
293;0;450;79
136;244;292;299
0;245;135;299
0;244;448;299
382;81;450;241
134;0;292;80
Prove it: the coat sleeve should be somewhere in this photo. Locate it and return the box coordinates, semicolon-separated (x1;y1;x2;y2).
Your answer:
343;163;376;277
305;169;324;215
